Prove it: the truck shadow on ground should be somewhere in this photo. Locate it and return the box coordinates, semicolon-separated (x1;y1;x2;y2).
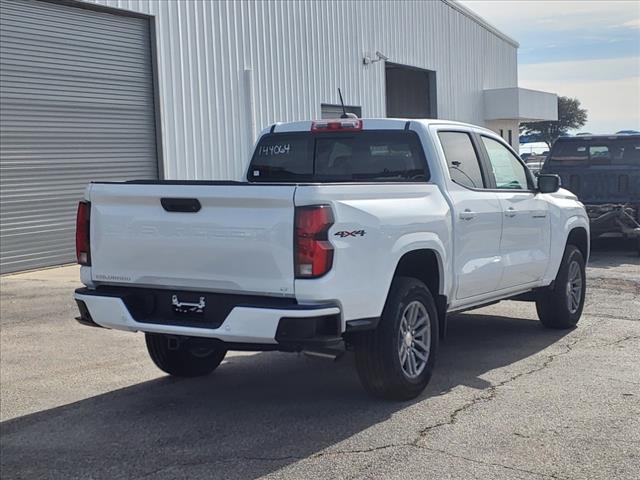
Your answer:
589;237;639;269
1;312;570;480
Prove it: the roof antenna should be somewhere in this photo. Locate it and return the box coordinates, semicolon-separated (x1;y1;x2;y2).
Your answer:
338;88;357;119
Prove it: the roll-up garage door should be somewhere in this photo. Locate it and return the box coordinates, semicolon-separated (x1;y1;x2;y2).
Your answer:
0;0;158;274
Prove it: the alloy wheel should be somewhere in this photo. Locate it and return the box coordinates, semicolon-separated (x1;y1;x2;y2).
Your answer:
398;300;431;378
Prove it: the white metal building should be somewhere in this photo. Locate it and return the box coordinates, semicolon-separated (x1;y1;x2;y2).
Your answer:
0;0;557;273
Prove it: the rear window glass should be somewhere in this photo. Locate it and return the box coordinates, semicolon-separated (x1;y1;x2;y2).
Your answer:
550;138;640;165
249;131;429;182
549;141;588;165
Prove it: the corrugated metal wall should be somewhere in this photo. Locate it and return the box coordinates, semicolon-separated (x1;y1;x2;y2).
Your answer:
84;0;518;181
0;0;158;273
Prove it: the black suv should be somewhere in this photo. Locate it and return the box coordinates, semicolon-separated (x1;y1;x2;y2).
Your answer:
541;134;640;250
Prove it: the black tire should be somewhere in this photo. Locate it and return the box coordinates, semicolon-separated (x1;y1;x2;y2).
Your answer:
353;277;439;401
145;333;227;377
535;244;586;329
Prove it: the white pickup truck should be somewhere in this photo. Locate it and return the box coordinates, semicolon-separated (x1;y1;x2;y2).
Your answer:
74;118;589;400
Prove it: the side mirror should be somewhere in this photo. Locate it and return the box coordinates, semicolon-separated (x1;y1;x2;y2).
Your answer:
537;174;560;193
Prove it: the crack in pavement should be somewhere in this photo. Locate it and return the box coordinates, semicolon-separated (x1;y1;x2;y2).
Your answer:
138;330;640;479
310;335;589;479
600;376;640;386
584;312;640;322
415;335;583;439
568;331;640;352
414;444;565;479
139;443;563;480
586;335;640;349
208;443;563;479
317;444;564;479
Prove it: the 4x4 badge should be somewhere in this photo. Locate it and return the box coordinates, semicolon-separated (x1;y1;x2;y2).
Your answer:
334;230;366;238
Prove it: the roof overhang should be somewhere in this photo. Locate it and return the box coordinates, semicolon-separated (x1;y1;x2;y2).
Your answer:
443;1;519;48
484;87;558;122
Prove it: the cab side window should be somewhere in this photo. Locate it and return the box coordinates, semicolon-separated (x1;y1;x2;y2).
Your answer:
481;136;530;190
438;132;486;189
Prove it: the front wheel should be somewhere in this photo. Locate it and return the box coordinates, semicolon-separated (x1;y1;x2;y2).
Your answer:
535;245;586;329
145;333;227;377
353;277;439;400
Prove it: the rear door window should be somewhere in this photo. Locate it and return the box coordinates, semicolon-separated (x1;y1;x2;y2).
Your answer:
438;131;486;189
249;131;429;182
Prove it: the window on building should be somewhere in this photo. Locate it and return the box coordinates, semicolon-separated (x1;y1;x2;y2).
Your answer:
438;131;485;189
508;129;513;146
481;136;529;190
320;104;362;119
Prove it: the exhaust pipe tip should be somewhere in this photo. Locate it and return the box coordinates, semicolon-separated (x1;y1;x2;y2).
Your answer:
302;348;345;361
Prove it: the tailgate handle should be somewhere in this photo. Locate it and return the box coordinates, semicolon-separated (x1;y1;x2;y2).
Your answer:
161;198;201;213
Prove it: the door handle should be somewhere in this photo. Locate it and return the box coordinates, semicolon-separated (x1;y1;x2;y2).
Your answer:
161;198;201;213
505;207;517;218
459;209;476;221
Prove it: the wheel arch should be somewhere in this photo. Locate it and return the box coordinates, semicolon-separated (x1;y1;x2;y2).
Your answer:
542;215;590;284
388;248;448;338
566;226;589;261
392;249;443;297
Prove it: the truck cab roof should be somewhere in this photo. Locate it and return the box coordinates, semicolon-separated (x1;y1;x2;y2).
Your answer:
555;134;640;141
267;118;498;136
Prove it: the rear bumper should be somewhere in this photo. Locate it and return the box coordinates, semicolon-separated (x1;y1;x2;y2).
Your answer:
587;203;640;238
74;287;341;347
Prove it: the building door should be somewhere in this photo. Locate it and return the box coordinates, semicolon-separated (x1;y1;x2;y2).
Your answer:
0;0;159;273
385;63;437;119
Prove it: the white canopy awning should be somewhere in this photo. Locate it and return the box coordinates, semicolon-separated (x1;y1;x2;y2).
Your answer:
484;87;558;122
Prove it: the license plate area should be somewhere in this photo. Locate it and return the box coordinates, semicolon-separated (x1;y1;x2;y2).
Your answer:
90;286;298;329
171;294;206;315
123;289;218;328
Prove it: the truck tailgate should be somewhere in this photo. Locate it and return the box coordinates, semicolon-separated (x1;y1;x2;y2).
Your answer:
88;183;296;296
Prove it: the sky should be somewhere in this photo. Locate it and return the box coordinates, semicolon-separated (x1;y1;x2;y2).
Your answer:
459;0;640;134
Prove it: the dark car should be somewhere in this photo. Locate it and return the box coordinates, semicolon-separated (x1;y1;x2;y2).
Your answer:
541;134;640;249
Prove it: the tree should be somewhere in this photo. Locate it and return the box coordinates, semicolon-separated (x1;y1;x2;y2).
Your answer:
520;96;588;149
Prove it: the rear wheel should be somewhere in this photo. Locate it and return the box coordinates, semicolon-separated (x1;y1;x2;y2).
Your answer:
353;277;439;400
145;333;227;377
535;245;586;329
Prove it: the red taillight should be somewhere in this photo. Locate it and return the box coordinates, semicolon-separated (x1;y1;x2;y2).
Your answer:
311;119;362;132
76;201;91;266
295;205;334;278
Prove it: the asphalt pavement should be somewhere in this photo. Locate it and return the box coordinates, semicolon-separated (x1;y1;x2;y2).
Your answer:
1;241;638;479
